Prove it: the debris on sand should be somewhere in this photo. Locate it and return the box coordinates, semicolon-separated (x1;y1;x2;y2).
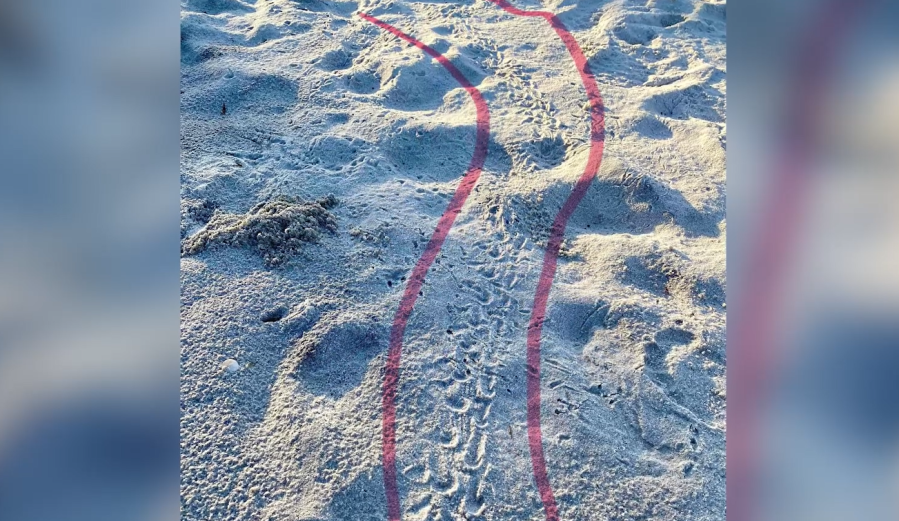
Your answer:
221;358;240;373
181;195;338;266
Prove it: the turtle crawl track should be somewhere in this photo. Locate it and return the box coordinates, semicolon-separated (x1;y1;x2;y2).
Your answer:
360;3;605;519
357;13;491;521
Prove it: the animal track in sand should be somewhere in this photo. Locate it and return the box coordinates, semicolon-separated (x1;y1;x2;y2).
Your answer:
180;0;726;518
483;1;609;519
356;13;491;521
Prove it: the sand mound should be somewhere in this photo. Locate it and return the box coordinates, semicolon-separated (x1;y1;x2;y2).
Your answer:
181;195;338;266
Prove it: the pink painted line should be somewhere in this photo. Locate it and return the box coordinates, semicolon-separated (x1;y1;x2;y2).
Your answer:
485;2;605;520
357;12;490;521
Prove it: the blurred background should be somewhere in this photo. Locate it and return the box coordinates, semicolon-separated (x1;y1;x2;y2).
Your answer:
0;0;896;519
0;0;178;520
729;0;899;519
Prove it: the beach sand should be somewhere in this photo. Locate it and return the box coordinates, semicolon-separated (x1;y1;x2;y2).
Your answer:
180;0;725;519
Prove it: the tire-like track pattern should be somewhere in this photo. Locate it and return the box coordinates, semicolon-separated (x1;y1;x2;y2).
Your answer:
485;2;606;520
357;13;491;521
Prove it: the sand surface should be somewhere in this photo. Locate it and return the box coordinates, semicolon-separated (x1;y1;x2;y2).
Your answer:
180;0;726;519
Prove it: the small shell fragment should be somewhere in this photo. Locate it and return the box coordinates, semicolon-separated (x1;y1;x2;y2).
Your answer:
221;359;240;373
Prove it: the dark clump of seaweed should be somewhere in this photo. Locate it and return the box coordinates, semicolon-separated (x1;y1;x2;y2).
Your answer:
181;195;338;266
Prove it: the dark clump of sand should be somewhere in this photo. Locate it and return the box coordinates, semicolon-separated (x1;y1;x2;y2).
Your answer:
181;198;218;238
181;195;338;266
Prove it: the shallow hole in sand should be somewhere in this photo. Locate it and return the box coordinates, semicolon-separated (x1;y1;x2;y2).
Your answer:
260;306;287;323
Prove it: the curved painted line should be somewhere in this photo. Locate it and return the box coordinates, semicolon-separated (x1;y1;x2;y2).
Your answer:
485;2;605;520
357;12;491;521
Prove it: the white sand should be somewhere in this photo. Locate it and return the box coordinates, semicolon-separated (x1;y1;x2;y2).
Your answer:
180;0;725;519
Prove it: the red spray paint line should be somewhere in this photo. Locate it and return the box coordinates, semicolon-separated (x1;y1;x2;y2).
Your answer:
357;13;490;521
485;2;605;520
